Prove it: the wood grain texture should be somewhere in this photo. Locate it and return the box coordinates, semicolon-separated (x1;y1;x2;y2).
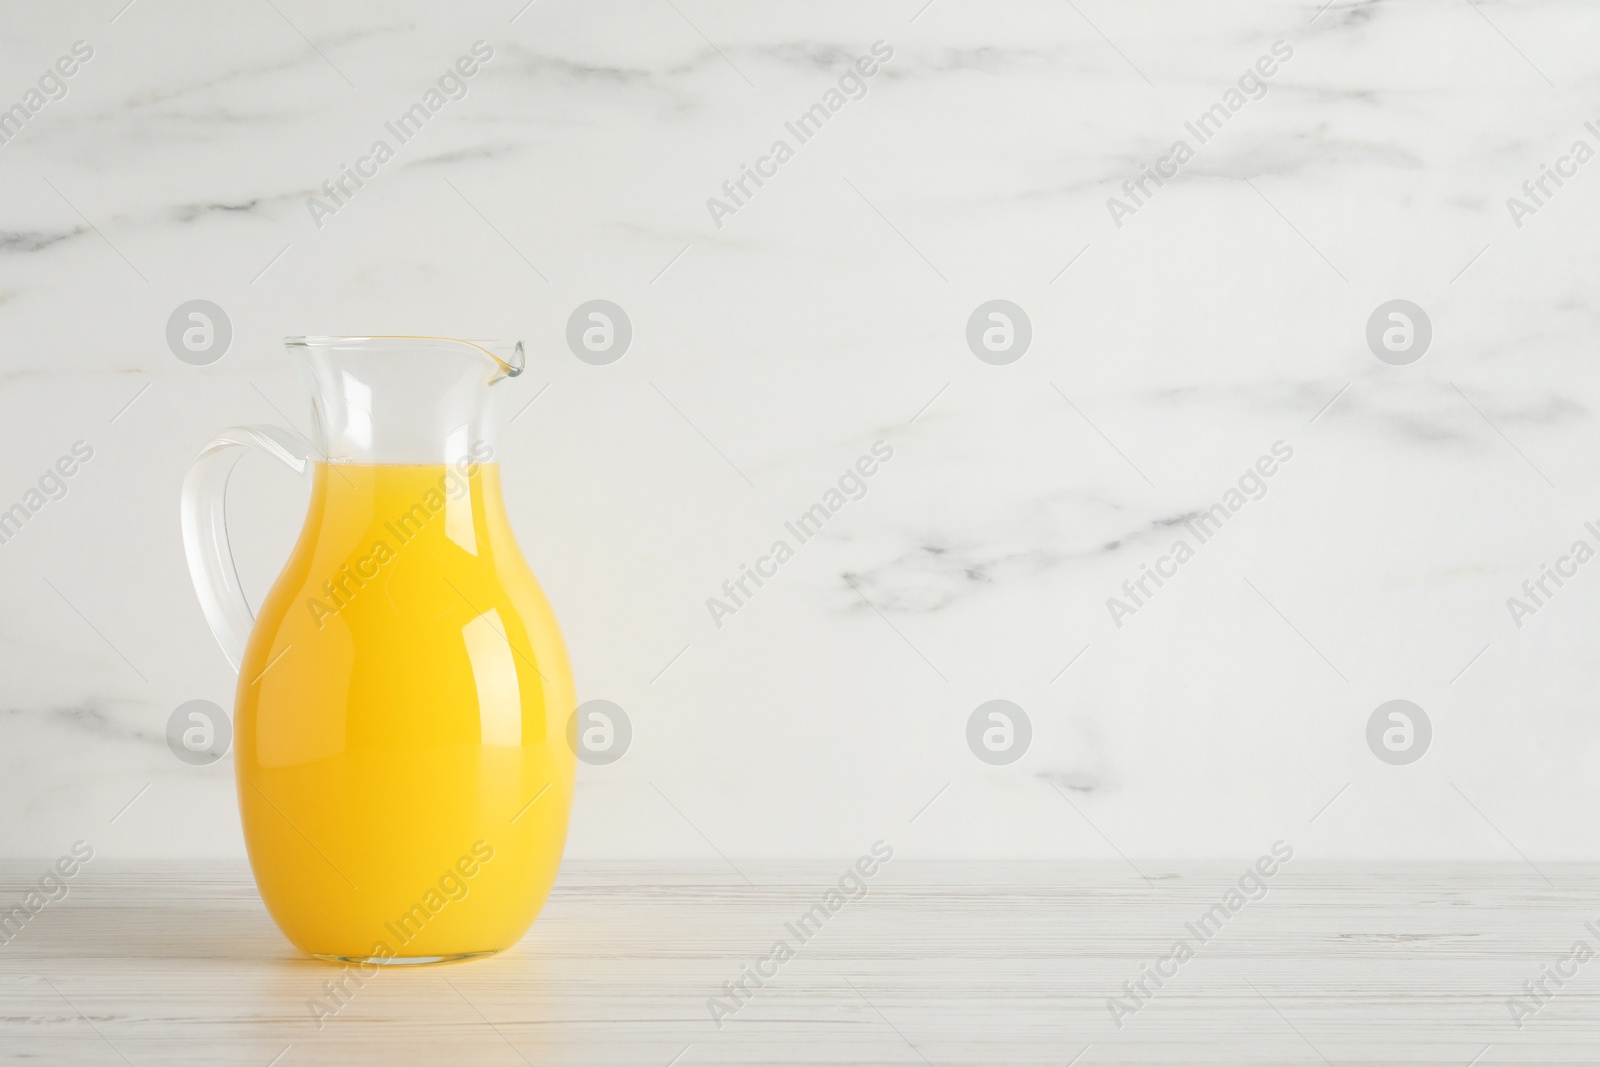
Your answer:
0;861;1594;1065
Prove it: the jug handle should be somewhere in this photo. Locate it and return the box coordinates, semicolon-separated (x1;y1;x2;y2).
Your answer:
180;426;313;672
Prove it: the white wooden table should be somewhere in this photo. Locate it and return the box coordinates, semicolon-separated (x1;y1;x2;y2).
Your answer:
1;861;1593;1065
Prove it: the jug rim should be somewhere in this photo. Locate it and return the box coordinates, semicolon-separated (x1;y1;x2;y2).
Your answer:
283;335;524;378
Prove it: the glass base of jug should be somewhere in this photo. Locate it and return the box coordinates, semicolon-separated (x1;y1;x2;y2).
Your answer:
312;950;500;967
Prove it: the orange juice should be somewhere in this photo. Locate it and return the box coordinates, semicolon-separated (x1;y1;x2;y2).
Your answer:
234;461;574;963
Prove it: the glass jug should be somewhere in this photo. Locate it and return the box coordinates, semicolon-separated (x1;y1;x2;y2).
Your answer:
181;336;575;965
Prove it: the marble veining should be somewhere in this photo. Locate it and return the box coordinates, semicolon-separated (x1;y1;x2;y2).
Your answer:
1;0;1598;866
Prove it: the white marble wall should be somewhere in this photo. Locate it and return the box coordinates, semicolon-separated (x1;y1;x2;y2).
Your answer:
3;0;1599;864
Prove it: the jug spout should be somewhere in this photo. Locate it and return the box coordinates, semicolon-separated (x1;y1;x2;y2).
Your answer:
284;336;524;465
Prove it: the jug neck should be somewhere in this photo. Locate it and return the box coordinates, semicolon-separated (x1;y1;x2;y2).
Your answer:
285;336;523;465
